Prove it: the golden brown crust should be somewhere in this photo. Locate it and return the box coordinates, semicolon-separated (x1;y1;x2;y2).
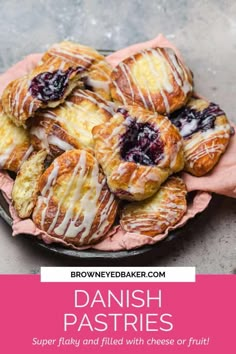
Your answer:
0;102;32;172
12;149;47;218
40;41;104;65
120;177;187;236
110;47;193;115
2;62;85;128
82;60;112;100
92;105;184;201
32;149;118;246
170;98;231;176
1;41;107;127
29;89;113;157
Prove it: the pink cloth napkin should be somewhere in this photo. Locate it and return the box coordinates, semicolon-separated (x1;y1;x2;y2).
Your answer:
0;34;235;251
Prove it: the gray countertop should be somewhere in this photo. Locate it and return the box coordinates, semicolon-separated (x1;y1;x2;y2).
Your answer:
0;0;235;273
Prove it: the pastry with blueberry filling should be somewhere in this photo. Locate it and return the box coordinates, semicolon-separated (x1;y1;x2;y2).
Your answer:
92;105;184;201
43;41;113;99
170;97;232;176
1;41;107;127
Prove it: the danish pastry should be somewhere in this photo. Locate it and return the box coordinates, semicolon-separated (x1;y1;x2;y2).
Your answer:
120;177;187;236
1;41;106;127
82;60;112;100
32;149;118;246
0;102;32;172
169;98;231;176
110;47;193;114
12;149;47;218
92;105;184;201
40;40;105;66
29;89;113;157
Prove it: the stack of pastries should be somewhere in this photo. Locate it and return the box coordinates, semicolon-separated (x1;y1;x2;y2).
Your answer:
0;41;232;248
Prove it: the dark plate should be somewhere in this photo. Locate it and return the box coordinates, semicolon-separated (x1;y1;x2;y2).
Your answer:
0;189;196;260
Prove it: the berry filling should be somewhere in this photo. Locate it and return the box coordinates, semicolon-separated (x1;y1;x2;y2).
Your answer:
120;117;164;166
29;67;83;102
117;107;129;117
170;102;225;139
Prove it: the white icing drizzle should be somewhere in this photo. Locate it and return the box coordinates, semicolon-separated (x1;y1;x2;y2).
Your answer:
42;161;60;196
72;90;111;114
13;79;25;117
160;91;170;114
47;135;74;151
63;156;101;239
137;51;156;111
150;49;173;114
90;192;115;241
112;80;128;105
30;126;50;151
36;150;115;242
19;90;31;115
40;189;53;228
119;63;135;101
8;76;29;120
90;61;111;80
102;139;121;170
0;145;15;168
126;56;149;109
48;152;86;234
166;48;192;95
112;47;192;113
122;181;186;232
165;49;182;86
53;153;87;236
33;160;59;228
19;145;34;167
111;162;128;180
184;124;230;168
28;98;37;116
170;140;183;170
150;48;174;92
50;47;92;64
59;60;66;71
86;77;110;93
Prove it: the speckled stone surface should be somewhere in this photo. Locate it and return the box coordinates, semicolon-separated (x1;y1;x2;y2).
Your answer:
0;0;235;273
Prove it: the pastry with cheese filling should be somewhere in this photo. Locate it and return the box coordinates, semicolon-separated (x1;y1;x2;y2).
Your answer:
32;149;118;246
110;47;193;115
12;149;47;218
0;102;32;172
30;89;112;157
